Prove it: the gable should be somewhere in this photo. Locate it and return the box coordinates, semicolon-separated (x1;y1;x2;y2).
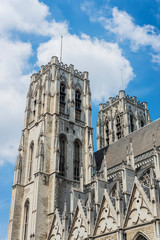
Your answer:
94;191;117;236
69;200;88;240
124;180;153;228
48;210;63;240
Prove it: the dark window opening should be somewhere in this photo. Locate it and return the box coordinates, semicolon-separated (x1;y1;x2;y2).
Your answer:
130;115;134;132
116;115;121;139
59;136;65;176
60;83;66;114
141;120;144;127
24;200;29;240
74;141;80;181
75;91;81;120
106;121;109;145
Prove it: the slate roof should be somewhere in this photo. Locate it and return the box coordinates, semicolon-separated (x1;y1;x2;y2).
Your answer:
94;118;160;171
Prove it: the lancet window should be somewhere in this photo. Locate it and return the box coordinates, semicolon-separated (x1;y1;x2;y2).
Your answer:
106;120;109;145
74;140;80;181
130;115;134;132
24;199;29;240
28;142;34;180
116;115;121;139
60;83;66;114
59;135;66;176
75;90;81;120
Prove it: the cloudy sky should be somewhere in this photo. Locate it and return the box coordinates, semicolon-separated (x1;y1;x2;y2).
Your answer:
1;0;160;238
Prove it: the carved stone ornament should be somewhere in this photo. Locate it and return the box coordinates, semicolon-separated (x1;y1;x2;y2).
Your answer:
98;207;117;233
71;216;87;240
128;190;152;226
74;81;82;91
50;224;61;240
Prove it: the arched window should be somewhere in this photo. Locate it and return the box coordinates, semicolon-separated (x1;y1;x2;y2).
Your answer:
106;120;109;145
28;142;34;180
139;169;151;187
75;90;81;120
130;115;134;132
60;83;65;114
74;140;80;181
116;115;121;139
59;135;66;176
24;199;29;240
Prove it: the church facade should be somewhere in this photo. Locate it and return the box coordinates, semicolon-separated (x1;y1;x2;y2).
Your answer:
7;56;160;240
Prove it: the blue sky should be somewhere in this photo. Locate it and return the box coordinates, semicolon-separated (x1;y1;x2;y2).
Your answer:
1;0;160;239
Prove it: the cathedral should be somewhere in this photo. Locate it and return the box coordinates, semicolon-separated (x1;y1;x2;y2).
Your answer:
7;56;160;240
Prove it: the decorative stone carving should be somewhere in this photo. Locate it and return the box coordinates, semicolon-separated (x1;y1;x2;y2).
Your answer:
50;224;61;240
127;188;152;227
71;216;87;240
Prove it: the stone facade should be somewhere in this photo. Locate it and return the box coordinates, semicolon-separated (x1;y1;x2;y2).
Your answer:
7;57;160;240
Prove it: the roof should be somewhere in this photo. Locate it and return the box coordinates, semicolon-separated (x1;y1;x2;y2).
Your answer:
94;119;160;170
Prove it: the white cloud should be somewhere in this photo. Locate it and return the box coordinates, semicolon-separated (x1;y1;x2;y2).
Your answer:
37;33;134;102
0;0;68;36
0;38;32;165
82;4;160;63
103;7;160;52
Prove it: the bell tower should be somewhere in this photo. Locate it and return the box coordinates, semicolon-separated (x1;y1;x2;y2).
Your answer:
7;56;93;240
97;90;151;150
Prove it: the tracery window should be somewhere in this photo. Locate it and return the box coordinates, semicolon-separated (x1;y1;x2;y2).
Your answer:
139;169;150;187
28;142;34;180
24;199;29;240
116;115;121;139
106;120;109;145
74;140;80;181
60;83;66;114
59;135;66;176
130;115;134;132
75;91;81;120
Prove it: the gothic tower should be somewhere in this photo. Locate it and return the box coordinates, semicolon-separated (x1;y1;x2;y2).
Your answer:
7;56;93;240
97;90;151;150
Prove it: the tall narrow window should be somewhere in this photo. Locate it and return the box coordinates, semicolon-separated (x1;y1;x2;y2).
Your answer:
59;135;66;176
75;91;81;120
24;200;29;240
130;115;134;132
116;115;121;139
74;141;80;181
60;83;65;114
106;120;109;145
141;120;144;127
28;142;34;180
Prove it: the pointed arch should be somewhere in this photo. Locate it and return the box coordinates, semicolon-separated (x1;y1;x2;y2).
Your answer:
133;231;150;240
23;199;30;240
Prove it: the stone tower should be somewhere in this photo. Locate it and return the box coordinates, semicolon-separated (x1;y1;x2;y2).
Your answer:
7;56;93;240
97;90;151;150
